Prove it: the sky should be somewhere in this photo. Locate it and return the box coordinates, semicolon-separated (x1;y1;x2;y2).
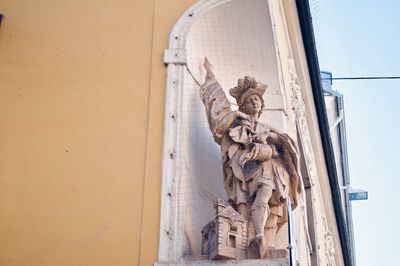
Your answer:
311;0;400;265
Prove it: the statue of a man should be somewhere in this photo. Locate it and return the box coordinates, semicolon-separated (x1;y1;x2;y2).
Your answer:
199;58;301;252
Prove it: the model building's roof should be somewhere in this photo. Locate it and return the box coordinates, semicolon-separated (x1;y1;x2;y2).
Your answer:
217;206;247;222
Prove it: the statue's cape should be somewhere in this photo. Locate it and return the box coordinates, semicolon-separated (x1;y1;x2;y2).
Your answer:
268;127;302;210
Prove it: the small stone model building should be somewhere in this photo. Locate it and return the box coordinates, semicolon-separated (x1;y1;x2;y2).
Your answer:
201;199;248;260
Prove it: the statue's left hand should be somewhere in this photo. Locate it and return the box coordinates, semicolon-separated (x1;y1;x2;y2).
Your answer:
252;132;268;144
236;111;251;121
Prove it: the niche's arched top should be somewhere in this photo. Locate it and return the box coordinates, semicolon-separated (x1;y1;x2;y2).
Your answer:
167;0;234;49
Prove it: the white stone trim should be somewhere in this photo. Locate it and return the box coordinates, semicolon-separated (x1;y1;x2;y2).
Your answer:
164;48;187;64
159;63;181;261
282;1;342;264
167;0;234;50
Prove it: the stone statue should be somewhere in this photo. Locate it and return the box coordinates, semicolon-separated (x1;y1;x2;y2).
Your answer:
199;58;302;259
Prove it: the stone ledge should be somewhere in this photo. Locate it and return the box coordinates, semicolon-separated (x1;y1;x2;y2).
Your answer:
154;258;289;266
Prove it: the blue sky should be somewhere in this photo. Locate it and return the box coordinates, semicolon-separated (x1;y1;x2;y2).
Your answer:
312;0;400;265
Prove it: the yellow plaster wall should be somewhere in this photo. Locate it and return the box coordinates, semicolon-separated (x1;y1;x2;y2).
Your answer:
0;0;194;265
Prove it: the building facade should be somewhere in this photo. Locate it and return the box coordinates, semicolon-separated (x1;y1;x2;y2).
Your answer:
0;0;353;265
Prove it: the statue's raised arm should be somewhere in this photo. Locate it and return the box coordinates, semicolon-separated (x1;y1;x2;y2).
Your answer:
199;57;242;144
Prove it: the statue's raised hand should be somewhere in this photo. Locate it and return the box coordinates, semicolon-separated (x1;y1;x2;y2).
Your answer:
203;57;215;81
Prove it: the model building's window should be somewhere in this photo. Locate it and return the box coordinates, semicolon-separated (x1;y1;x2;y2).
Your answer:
229;222;238;232
228;235;237;248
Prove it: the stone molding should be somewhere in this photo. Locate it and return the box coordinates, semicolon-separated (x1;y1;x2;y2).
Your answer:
288;57;336;264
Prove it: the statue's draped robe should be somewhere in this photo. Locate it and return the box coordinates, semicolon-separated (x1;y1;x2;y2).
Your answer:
200;77;301;226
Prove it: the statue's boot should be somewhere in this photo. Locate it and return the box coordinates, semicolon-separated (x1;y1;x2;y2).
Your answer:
247;235;262;259
258;215;279;258
264;215;279;248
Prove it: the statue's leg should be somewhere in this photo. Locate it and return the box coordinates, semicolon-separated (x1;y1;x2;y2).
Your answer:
236;180;248;218
251;186;273;239
264;214;279;248
237;203;248;218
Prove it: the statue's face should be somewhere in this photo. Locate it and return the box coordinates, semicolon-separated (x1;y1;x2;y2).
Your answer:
242;94;262;116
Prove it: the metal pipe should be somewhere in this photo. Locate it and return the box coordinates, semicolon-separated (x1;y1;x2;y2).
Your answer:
287;198;295;266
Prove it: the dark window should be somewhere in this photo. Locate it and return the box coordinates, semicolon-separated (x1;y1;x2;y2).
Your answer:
228;235;236;248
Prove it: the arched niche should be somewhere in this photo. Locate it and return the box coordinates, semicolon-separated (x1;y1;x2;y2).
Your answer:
159;0;295;263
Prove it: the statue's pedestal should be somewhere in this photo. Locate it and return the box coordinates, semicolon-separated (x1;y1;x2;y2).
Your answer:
155;257;289;266
155;258;288;266
247;240;289;259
